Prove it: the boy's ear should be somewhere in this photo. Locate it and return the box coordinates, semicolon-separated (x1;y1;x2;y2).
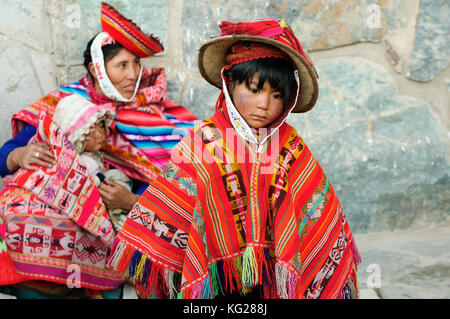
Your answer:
88;62;98;81
227;81;234;96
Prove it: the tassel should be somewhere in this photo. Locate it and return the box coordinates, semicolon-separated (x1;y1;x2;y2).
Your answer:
241;246;258;289
164;268;178;299
209;263;224;296
191;280;203;299
133;254;147;282
107;240;133;272
275;262;300;299
222;256;243;293
219;20;281;36
201;275;214;299
128;250;142;278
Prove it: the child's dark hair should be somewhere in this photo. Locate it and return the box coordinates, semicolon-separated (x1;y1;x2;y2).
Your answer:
227;57;296;110
83;34;125;77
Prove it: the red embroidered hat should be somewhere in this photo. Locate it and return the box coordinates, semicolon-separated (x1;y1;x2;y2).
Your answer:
198;19;319;113
100;2;164;58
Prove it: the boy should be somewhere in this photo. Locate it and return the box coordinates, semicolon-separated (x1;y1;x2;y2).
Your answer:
109;19;360;299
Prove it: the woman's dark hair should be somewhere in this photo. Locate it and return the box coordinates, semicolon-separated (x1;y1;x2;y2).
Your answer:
83;34;124;77
227;57;297;110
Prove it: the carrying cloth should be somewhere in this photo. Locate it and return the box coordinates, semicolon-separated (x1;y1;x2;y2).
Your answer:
108;111;361;299
0;113;124;290
11;67;197;183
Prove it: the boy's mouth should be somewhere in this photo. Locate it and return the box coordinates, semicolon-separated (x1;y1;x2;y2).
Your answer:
250;115;266;121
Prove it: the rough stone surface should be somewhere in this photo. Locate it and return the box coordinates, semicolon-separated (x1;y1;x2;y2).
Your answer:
0;1;56;140
288;0;408;50
407;0;450;82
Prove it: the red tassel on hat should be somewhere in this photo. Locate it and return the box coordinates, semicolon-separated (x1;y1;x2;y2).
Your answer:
220;19;281;36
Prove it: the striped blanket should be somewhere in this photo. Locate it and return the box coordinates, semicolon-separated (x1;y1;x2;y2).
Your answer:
108;108;361;299
11;67;197;183
0;113;124;290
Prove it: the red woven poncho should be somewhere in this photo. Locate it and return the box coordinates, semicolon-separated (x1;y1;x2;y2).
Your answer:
108;92;361;299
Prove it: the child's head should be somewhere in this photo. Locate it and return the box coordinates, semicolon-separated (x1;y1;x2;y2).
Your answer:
226;55;296;128
83;120;108;152
198;19;319;115
53;94;115;153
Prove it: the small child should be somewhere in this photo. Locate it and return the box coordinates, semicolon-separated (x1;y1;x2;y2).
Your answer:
53;94;132;232
108;19;360;299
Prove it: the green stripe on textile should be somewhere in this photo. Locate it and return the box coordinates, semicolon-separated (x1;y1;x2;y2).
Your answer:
298;179;330;234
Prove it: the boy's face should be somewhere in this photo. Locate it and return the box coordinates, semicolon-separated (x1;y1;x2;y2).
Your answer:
84;121;107;152
229;73;284;129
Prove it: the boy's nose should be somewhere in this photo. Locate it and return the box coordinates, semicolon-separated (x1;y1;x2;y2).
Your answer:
257;93;270;110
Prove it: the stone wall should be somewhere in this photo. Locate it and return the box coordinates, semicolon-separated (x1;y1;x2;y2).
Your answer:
0;0;448;233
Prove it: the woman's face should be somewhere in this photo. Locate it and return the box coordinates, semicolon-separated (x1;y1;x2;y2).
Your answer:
91;48;141;99
84;121;107;152
229;72;284;129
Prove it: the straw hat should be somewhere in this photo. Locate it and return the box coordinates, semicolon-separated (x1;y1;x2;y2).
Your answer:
198;19;319;113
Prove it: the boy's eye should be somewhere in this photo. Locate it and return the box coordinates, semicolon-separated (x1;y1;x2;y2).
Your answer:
250;87;259;94
273;93;283;99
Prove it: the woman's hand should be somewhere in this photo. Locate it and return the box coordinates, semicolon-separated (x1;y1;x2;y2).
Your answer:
7;143;55;172
98;179;140;211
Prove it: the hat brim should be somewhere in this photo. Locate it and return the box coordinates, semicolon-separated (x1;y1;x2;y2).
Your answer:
198;35;319;113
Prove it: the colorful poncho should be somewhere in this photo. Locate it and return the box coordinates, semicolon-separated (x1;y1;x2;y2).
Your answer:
108;99;361;298
0;113;124;290
11;67;197;183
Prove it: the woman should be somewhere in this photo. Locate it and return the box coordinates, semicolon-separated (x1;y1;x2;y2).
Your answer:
0;2;196;298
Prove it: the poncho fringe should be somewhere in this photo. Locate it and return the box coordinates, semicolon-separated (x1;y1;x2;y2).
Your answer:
108;235;360;299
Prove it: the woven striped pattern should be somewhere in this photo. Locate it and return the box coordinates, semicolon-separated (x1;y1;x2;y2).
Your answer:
100;2;164;58
11;68;196;184
108;109;360;299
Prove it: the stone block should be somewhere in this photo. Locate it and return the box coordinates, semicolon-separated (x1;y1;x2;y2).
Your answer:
407;0;450;82
0;0;51;52
0;35;51;140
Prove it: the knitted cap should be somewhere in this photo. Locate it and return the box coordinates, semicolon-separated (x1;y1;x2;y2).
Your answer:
53;94;115;153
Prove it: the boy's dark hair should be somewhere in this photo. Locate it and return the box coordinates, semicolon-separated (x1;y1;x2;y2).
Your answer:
227;57;297;111
83;34;125;77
